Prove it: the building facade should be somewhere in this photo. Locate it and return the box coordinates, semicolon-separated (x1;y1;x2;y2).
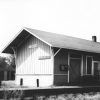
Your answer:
2;28;100;87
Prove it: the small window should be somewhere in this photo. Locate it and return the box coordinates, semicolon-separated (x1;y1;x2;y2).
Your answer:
86;56;92;74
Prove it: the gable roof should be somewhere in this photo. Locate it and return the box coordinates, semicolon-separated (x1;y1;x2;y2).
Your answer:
2;27;100;53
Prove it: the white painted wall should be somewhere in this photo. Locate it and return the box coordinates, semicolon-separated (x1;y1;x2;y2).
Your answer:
16;75;53;87
15;34;53;87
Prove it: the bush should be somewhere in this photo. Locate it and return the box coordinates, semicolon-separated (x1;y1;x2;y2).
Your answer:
2;86;24;100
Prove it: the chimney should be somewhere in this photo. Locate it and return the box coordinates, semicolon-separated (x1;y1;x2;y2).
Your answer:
92;36;97;42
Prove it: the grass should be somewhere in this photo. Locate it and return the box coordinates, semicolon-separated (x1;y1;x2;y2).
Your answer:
1;88;100;100
36;92;100;100
1;82;24;100
1;81;100;100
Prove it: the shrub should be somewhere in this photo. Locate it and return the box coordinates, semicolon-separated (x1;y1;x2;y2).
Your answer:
2;86;24;100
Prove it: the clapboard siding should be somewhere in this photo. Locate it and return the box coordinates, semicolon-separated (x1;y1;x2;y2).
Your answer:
16;35;53;75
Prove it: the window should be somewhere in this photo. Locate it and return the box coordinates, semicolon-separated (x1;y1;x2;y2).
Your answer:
86;56;92;75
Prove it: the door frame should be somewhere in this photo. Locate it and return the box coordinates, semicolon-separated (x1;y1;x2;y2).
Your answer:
69;52;82;83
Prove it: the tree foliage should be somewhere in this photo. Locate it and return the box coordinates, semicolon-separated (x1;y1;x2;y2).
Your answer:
0;54;15;70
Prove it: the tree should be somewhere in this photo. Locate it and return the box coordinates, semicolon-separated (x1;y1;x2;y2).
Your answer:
0;53;15;71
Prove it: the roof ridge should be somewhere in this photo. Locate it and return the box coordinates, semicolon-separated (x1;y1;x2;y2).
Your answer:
25;27;100;44
2;27;100;53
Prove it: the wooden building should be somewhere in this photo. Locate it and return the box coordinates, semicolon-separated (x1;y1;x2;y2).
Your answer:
2;28;100;87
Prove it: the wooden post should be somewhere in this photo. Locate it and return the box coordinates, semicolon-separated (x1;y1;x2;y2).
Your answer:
37;79;39;87
68;52;70;83
20;78;23;86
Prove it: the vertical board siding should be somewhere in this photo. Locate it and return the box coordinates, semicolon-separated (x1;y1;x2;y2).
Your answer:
16;35;53;75
16;34;53;86
54;49;68;85
82;53;100;75
54;49;68;74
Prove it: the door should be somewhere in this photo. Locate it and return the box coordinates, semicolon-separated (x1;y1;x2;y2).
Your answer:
69;59;81;83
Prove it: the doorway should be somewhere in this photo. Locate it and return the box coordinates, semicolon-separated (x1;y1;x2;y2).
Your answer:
69;58;81;83
69;53;81;84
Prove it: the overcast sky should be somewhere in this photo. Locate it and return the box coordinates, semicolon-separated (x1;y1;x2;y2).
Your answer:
0;0;100;52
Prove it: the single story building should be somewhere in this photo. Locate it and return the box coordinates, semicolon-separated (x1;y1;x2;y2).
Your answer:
2;27;100;87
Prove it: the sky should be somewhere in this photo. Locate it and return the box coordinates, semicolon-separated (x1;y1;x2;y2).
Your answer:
0;0;100;52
